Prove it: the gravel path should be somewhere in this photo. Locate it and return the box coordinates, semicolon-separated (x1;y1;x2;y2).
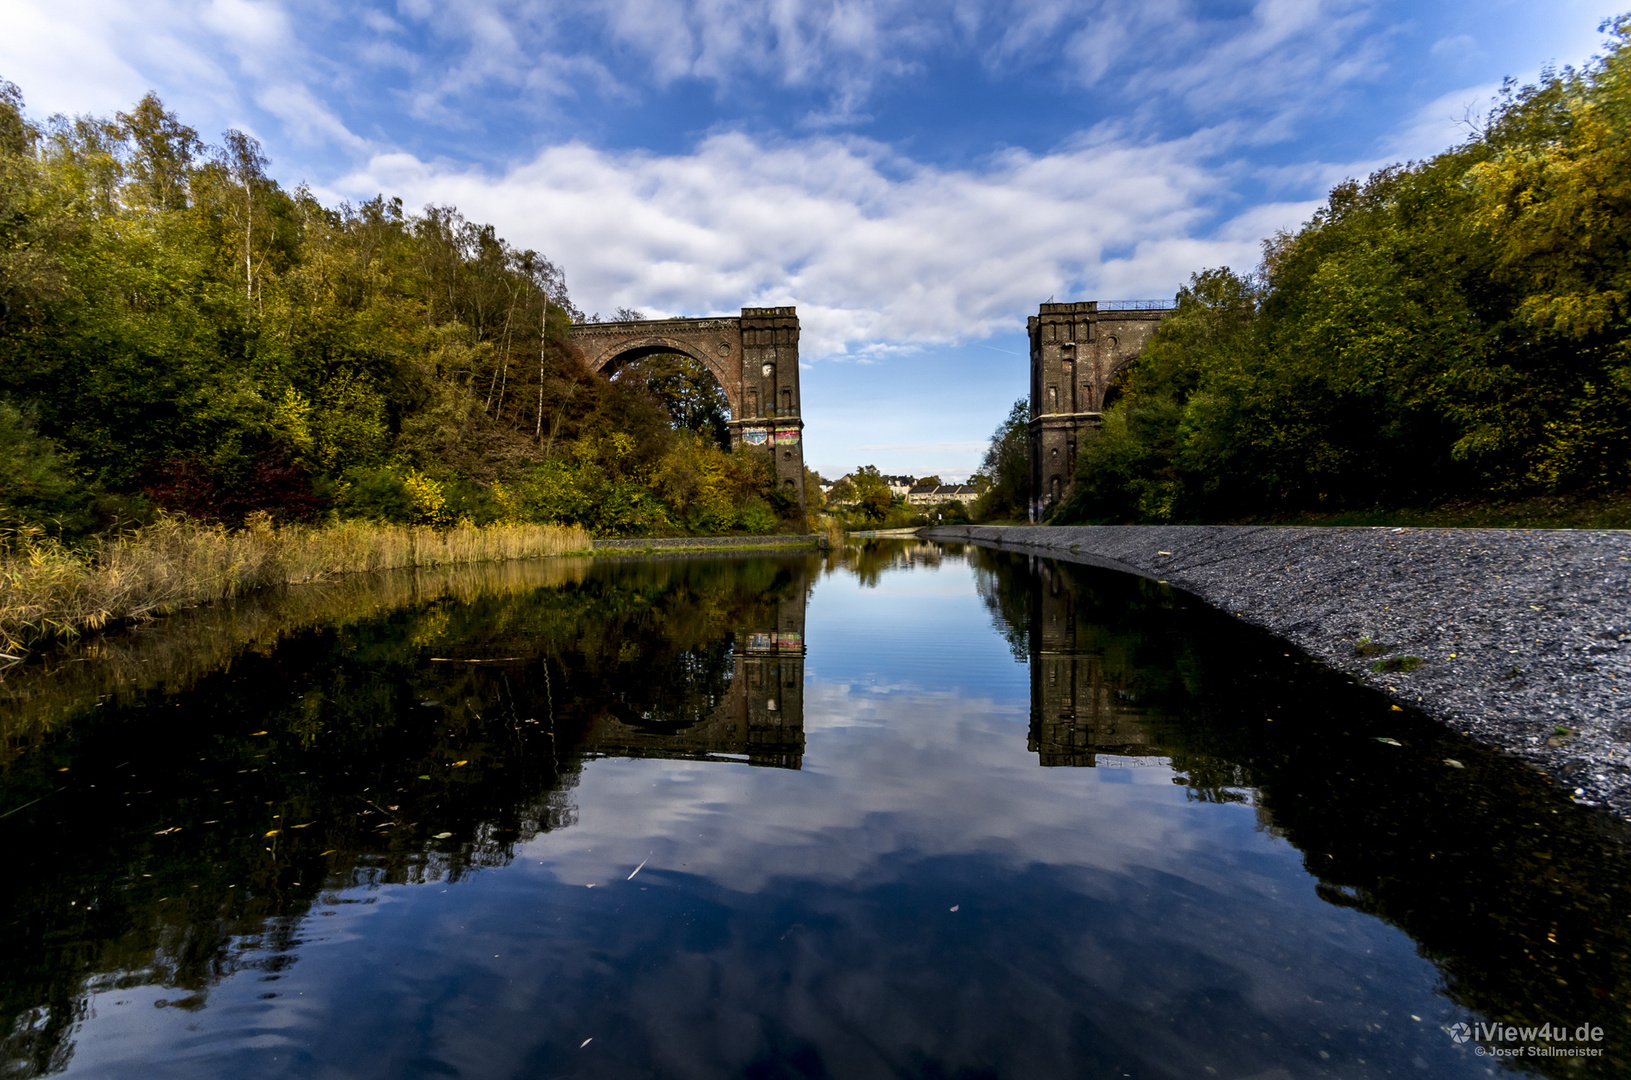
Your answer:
924;524;1631;817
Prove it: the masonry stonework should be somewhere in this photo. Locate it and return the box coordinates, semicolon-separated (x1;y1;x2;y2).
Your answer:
1028;301;1172;516
570;307;805;515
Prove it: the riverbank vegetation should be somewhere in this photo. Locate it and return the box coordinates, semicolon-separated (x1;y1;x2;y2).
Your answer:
0;516;589;653
0;82;796;544
815;466;982;531
1052;17;1631;527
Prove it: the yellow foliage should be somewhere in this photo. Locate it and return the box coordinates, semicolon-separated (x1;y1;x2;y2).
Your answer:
404;469;451;528
271;387;314;455
0;515;591;654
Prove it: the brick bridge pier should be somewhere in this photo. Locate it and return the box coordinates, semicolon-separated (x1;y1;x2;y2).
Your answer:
1028;300;1175;516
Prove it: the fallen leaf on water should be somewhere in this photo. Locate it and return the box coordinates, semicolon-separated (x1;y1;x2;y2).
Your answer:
452;760;468;767
1157;551;1173;555
1444;759;1465;769
249;731;269;736
291;822;312;828
264;829;280;837
319;849;336;856
1390;705;1403;712
580;1038;593;1049
432;832;452;839
1374;737;1402;746
417;775;430;780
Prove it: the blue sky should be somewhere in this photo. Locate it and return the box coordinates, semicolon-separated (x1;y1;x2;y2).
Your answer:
1;0;1619;479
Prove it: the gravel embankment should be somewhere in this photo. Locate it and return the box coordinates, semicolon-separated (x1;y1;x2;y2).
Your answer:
924;525;1631;817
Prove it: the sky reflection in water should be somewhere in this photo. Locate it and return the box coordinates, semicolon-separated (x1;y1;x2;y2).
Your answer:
1;542;1627;1079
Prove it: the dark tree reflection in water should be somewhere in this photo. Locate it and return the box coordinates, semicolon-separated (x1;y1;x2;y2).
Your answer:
0;543;1626;1078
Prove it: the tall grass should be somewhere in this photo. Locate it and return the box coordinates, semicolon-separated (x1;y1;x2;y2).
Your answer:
0;516;591;653
0;556;595;744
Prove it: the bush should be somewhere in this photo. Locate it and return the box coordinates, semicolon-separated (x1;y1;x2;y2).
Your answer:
0;402;100;538
739;497;778;534
334;467;416;523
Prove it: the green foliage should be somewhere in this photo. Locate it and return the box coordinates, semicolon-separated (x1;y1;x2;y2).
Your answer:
0;84;786;539
972;398;1029;521
615;352;732;448
0;401;100;536
334;466;415;523
1057;19;1631;524
848;465;894;522
738;497;779;535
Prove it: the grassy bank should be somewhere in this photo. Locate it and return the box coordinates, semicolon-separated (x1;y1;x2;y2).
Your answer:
0;517;590;653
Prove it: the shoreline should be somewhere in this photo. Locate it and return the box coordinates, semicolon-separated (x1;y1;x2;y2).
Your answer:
0;523;822;664
922;524;1631;819
591;534;823;554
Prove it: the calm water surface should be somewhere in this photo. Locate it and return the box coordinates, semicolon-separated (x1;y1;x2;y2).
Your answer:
2;542;1629;1079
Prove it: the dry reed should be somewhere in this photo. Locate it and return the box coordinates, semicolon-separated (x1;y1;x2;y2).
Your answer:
0;516;591;654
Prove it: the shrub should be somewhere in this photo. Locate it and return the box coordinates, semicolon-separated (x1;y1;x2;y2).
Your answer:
334;467;415;523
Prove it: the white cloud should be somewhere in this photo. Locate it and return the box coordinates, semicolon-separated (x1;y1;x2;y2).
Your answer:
340;126;1301;357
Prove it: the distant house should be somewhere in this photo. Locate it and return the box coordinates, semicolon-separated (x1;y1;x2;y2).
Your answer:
905;484;979;507
881;475;915;499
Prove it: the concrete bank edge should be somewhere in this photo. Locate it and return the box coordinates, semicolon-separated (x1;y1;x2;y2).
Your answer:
591;534;823;554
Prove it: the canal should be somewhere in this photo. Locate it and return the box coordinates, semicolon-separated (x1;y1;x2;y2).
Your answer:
0;540;1626;1078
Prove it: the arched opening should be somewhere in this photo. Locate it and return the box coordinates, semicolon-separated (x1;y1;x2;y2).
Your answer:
604;640;737;733
601;346;734;451
1101;361;1136;413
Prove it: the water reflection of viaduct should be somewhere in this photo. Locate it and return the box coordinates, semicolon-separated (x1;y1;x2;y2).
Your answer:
580;587;807;769
1027;559;1161;768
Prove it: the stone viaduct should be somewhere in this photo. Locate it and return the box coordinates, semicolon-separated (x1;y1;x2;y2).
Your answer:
1029;300;1175;514
570;308;806;510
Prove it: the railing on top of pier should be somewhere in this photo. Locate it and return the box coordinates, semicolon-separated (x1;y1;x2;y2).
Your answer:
1095;299;1179;311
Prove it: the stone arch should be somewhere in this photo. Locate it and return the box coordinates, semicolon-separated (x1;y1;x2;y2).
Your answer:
580;334;742;418
568;308;806;517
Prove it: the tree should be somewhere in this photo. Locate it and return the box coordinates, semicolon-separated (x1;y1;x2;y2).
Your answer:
219;129;270;302
616;352;731;448
0;82;860;538
850;465;893;521
972;399;1029;521
804;467;826;509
